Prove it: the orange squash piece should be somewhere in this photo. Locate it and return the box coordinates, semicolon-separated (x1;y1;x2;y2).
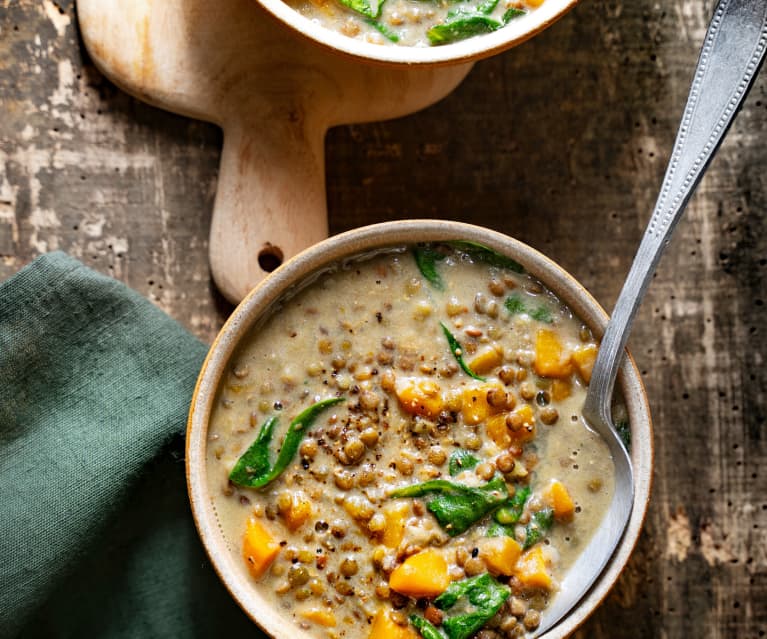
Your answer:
508;404;536;444
514;546;553;590
551;379;572;401
282;495;313;531
242;518;281;579
486;413;512;448
389;549;450;598
301;608;337;627
395;377;443;419
370;608;420;639
480;537;523;576
534;329;573;379
468;347;503;375
461;383;505;425
543;479;575;522
382;502;410;549
572;344;598;383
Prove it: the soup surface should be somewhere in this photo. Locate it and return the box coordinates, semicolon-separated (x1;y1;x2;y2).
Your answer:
207;243;617;639
286;0;545;46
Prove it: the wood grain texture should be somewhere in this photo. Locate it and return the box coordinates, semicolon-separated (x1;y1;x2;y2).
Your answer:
1;0;765;637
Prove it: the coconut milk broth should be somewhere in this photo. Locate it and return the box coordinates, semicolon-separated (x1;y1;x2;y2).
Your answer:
207;246;615;638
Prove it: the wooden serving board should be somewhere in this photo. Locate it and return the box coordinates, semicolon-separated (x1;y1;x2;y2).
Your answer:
77;0;472;302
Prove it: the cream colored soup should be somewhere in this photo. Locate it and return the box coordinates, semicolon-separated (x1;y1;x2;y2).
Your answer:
287;0;544;47
207;244;616;639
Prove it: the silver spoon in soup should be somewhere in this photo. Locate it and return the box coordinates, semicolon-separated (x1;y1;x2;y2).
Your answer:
536;0;767;635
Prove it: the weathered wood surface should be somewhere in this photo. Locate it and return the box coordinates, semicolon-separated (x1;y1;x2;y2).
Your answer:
1;1;765;637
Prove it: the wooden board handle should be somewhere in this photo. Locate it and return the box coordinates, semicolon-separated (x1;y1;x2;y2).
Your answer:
209;110;327;303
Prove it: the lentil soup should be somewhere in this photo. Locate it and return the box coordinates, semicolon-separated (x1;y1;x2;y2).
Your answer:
206;242;618;639
286;0;546;46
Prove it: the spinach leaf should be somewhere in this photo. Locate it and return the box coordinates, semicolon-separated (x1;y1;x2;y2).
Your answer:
413;246;446;290
504;295;526;315
427;15;501;45
616;419;631;451
477;0;500;14
366;17;400;41
433;574;511;639
448;240;525;273
338;0;382;18
493;485;531;524
502;7;526;22
441;322;485;381
523;508;554;549
448;450;479;476
229;397;344;489
504;294;553;324
390;476;509;536
486;521;515;537
530;305;553;323
410;615;445;639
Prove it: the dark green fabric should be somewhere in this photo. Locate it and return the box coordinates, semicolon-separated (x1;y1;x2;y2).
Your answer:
0;252;258;638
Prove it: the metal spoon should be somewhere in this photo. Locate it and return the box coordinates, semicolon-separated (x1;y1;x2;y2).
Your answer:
536;1;767;635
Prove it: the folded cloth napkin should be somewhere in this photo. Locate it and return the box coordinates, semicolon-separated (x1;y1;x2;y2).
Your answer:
0;253;257;638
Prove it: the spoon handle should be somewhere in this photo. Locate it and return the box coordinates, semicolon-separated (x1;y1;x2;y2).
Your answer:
584;0;767;425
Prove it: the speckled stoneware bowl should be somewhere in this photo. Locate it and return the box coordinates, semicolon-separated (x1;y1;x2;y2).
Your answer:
186;219;653;639
253;0;579;65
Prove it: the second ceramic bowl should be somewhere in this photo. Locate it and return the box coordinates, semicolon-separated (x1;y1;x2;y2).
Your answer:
253;0;579;65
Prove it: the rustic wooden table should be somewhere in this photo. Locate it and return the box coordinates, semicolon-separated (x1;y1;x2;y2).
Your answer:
2;0;765;637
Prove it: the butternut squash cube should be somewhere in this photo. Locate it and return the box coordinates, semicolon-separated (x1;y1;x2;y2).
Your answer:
486;413;512;449
370;608;420;639
382;502;410;549
461;383;505;425
572;344;598;383
551;379;572;401
468;347;503;375
281;495;313;531
301;608;337;627
508;404;536;444
480;537;522;576
543;479;575;522
389;549;450;598
513;546;552;590
395;377;443;419
534;329;573;379
242;518;281;579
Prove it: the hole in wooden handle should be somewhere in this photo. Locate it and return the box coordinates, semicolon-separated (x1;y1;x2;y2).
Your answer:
258;244;284;272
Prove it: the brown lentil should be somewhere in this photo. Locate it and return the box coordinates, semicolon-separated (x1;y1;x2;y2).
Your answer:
488;279;506;296
288;565;310;587
300;439;319;459
394;456;414;475
339;558;359;577
475;462;495;481
522;610;541;631
463;556;486;576
344;438;366;463
496;453;516;473
519;383;536;401
427;446;447;466
424;605;444;625
333;469;354;490
539;407;559;425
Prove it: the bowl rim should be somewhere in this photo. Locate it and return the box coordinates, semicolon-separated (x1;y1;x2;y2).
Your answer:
256;0;580;66
186;219;654;639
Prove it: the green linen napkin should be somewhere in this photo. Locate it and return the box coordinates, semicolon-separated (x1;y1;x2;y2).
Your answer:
0;252;257;638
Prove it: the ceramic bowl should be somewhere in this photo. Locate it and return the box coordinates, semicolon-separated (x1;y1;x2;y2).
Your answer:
254;0;579;65
186;219;653;639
